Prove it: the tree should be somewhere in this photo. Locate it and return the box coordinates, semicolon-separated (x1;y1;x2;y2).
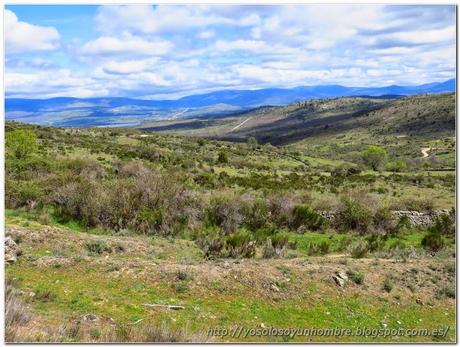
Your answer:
362;145;388;171
6;129;37;159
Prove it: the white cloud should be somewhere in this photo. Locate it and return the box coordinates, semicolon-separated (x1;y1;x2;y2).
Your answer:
5;9;60;54
94;5;255;36
4;5;456;99
80;34;172;57
102;58;160;75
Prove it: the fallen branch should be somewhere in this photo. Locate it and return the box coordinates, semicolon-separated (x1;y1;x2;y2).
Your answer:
143;304;185;310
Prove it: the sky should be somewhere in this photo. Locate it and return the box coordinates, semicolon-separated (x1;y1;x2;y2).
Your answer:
4;4;456;99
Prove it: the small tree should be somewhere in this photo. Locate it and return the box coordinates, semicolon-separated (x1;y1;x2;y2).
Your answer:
362;145;388;171
6;129;37;159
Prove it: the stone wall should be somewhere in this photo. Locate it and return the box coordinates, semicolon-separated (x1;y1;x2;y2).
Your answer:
320;209;454;228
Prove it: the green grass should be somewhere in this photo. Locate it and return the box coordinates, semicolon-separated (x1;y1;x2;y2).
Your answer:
5;208;112;236
7;261;455;342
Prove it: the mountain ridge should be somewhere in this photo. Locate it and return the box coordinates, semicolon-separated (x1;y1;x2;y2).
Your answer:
5;79;455;128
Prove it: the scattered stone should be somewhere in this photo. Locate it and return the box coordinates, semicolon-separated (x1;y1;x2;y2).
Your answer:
270;284;280;292
143;303;185;310
5;236;20;264
81;314;98;323
416;298;424;306
332;271;348;287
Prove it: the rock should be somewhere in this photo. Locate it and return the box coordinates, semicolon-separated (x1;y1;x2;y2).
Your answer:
5;236;20;264
81;314;98;323
333;272;348;287
270;284;280;292
416;298;423;306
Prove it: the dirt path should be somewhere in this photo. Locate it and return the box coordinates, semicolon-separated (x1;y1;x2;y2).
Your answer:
421;147;431;158
231;117;252;131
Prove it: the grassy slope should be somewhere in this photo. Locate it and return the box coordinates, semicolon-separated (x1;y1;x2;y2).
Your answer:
5;92;456;342
6;216;456;342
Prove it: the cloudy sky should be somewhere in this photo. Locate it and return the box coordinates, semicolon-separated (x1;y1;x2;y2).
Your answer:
5;4;456;99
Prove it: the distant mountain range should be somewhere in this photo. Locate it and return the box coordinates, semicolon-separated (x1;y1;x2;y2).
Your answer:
5;79;455;127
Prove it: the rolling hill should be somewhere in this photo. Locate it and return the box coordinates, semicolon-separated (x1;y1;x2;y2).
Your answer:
141;93;456;145
5;79;455;128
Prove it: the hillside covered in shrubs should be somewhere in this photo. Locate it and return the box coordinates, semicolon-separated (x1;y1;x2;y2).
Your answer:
5;119;455;259
4;110;456;342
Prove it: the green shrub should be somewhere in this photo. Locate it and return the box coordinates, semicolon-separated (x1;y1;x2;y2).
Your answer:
217;151;228;164
366;234;386;252
339;195;374;233
373;207;397;235
263;233;289;258
194;227;225;259
225;230;256;258
383;277;394;292
346;269;364;285
349;240;368;258
429;214;455;237
241;198;269;231
386;160;407;172
6;129;37;159
34;287;57;302
362;145;387;171
421;231;446;252
5;180;44;209
292;205;328;231
437;285;455;299
307;240;330;256
85;240;111;255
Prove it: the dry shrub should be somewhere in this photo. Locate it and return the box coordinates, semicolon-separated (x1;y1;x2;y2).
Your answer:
207;193;243;234
338;190;379;233
52;162;201;235
267;193;297;227
5;282;31;342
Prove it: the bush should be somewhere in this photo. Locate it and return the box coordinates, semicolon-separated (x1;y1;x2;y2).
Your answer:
349;240;368;258
437;284;455;299
267;195;296;228
366;234;386;252
362;145;387;171
421;231;446;252
217;151;228;164
383;277;394;292
429;214;455;237
225;230;256;258
292;205;328;231
34;286;57;302
263;233;289;258
5;179;45;210
373;207;397;235
241;198;269;231
194;228;225;259
339;195;374;233
307;240;330;256
386;160;407;172
346;269;364;285
206;194;242;234
5;283;31;342
85;240;111;255
6;129;37;159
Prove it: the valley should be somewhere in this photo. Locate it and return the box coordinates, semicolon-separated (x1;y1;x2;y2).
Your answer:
4;91;456;342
